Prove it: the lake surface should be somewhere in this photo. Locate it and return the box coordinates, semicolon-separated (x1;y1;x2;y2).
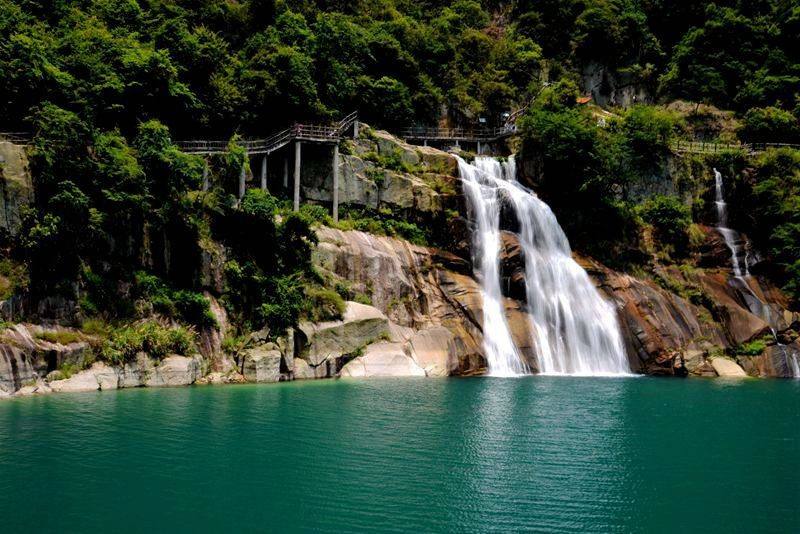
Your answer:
1;377;798;533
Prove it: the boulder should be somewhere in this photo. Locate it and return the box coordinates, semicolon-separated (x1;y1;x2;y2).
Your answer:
709;357;748;377
242;346;282;383
293;358;315;380
297;301;390;376
49;369;101;392
340;342;425;377
144;355;203;387
407;326;459;377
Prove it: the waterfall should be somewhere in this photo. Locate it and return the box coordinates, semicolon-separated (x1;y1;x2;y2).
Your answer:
460;158;528;376
713;168;749;276
459;156;630;377
714;168;799;378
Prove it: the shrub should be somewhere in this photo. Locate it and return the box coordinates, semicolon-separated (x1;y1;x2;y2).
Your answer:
640;195;692;253
36;330;82;345
739;107;800;143
735;339;768;356
305;287;346;322
99;321;196;364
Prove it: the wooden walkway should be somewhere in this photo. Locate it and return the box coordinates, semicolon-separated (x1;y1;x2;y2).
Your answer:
671;140;800;154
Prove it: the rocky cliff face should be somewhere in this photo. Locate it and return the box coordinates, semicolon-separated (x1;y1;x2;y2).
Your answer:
0;141;34;236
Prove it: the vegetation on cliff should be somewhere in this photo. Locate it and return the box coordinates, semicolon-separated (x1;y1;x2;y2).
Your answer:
0;0;799;342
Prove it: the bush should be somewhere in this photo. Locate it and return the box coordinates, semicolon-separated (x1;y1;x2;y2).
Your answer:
99;321;196;364
639;195;692;253
36;330;83;345
305;287;346;322
739;107;800;143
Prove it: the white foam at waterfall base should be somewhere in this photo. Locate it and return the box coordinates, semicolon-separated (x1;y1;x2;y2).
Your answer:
459;156;631;377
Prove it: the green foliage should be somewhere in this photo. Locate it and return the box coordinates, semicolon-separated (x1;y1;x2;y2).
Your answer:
99;321;195;364
134;271;216;328
735;339;768;357
639;195;692;254
740;107;800;144
335;207;428;246
35;330;82;345
305;287;346;322
748;148;800;301
0;258;28;300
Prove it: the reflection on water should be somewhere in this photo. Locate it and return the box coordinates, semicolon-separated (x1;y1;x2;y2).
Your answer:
0;377;798;533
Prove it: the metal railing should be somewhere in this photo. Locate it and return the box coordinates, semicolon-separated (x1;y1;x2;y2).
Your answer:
671;140;800;154
0;132;32;143
175;112;357;155
398;126;515;142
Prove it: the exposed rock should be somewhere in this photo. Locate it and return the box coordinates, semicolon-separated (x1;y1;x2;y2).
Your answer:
144;355;204;387
0;343;37;394
242;346;282;383
314;227;485;374
49;369;101;392
91;362;119;390
582;257;729;374
198;293;232;370
0;141;34;236
407;326;459;377
297;301;390;378
340;342;425;377
697;272;771;344
709;357;748;377
292;358;315;380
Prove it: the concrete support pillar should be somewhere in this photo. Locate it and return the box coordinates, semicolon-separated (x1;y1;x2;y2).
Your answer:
477;141;481;155
238;160;246;200
293;141;301;212
423;139;427;147
260;155;268;191
202;161;209;192
283;157;288;189
332;144;339;222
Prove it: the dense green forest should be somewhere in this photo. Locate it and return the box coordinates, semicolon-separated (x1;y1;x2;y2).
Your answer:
1;0;799;342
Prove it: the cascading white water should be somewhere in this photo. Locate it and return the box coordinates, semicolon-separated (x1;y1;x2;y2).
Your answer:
459;156;630;376
714;168;749;276
714;168;799;378
460;158;528;376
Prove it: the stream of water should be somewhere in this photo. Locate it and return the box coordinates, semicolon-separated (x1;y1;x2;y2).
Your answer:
713;168;799;376
459;156;629;376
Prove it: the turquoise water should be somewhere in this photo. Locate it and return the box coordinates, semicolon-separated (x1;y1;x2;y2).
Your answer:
1;377;798;533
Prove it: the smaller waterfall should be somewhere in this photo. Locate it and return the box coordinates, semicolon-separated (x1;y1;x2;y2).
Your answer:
714;168;750;277
714;168;799;378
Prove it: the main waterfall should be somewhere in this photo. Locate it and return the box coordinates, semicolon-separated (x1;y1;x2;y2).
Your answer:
459;156;630;376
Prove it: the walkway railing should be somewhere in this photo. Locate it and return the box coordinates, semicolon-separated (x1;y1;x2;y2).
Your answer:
671;140;800;154
0;132;32;143
175;116;351;155
398;126;515;143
